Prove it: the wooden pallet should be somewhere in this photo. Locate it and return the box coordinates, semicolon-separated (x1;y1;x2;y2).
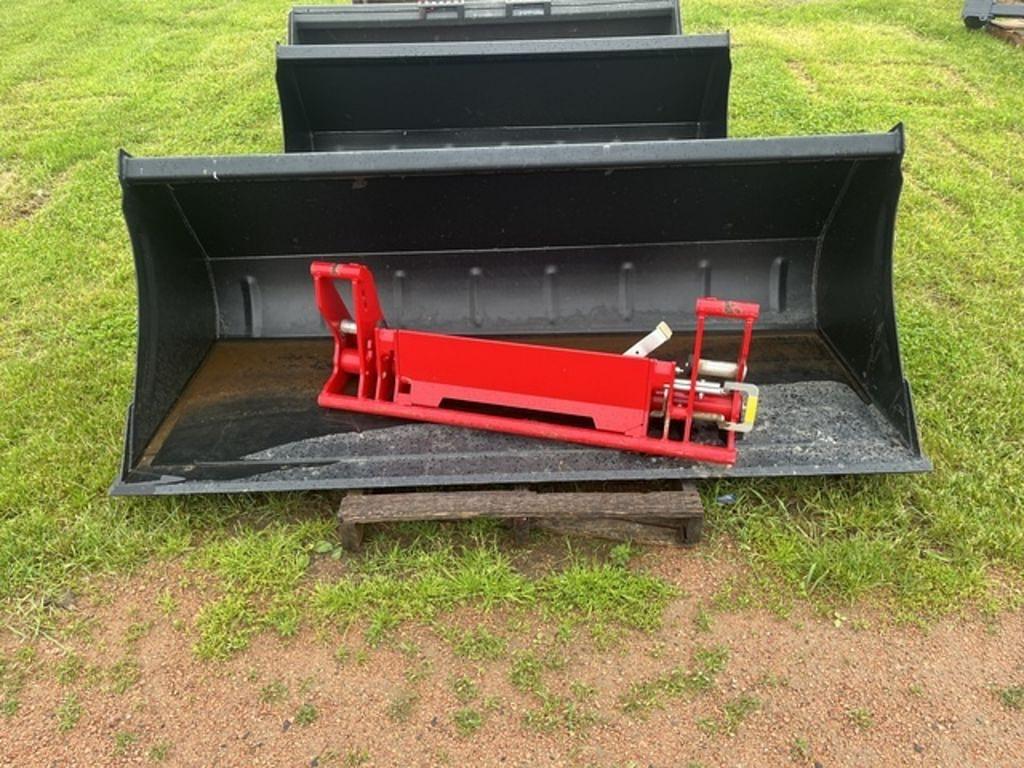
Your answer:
989;17;1024;45
336;486;705;550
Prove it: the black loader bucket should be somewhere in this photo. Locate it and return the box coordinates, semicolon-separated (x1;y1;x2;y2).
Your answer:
112;128;929;497
276;35;730;151
289;0;682;44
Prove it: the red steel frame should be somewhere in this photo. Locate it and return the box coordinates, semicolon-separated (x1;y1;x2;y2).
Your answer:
311;262;759;465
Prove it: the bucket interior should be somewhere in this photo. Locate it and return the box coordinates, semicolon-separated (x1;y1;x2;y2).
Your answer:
115;136;928;495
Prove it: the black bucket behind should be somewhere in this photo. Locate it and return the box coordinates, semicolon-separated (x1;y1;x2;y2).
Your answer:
289;0;682;44
113;129;929;497
277;35;730;151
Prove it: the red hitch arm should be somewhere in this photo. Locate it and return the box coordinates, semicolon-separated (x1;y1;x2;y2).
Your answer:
311;262;759;465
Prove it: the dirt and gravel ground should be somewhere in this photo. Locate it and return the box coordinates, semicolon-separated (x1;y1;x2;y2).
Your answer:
2;550;1022;768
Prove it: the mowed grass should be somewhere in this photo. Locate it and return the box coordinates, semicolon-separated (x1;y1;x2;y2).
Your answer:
0;0;1023;634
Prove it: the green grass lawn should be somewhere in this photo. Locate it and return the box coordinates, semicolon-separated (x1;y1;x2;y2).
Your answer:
1;0;1023;639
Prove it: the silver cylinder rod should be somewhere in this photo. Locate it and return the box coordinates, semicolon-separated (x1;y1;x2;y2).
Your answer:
673;378;725;396
697;359;740;379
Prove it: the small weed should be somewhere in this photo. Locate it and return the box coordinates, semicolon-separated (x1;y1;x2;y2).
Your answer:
523;691;597;734
505;614;528;635
387;689;419;723
453;707;483;736
452;676;479;704
56;693;82;732
451;628;507;661
908;682;925;697
82;664;105;688
124;621;153;646
847;707;874;730
109;659;141;694
295;702;318;726
365;609;400;647
1;650;32;716
334;645;350;665
56;653;83;685
404;658;433;684
758;673;789;689
149;741;171;762
790;736;811;762
569;680;596;701
265;599;302;638
397;640;420;657
608;543;635;568
312;749;340;766
194;594;258;660
620;645;729;715
60;617;97;641
481;694;502;712
554;622;574;644
156;588;177;616
693;605;713;633
298;675;317;697
113;731;138;756
541;646;567;671
344;748;371;767
260;679;288;705
714;695;761;735
588;621;624;650
997;685;1024;711
710;578;754;612
648;641;667;659
509;652;543;693
314;538;345;560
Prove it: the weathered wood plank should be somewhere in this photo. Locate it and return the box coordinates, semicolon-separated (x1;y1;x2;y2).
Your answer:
989;17;1024;45
338;487;703;523
338;521;364;552
537;517;688;546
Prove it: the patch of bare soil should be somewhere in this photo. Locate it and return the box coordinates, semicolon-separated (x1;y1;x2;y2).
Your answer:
0;169;50;226
2;553;1023;768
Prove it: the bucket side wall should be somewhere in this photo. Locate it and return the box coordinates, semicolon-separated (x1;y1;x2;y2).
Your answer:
122;183;217;471
816;154;916;449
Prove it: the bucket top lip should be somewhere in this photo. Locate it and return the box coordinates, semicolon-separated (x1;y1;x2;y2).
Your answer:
275;32;729;60
119;128;904;184
290;0;681;12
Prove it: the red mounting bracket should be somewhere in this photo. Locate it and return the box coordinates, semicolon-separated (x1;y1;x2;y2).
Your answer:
311;262;760;465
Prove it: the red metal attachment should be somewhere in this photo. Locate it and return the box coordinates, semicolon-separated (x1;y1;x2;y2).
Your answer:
311;262;760;465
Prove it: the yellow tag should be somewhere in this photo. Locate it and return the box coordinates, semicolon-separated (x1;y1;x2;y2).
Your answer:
744;395;759;426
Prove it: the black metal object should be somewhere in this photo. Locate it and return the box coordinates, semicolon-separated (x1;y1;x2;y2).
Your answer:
289;0;681;44
112;129;930;497
963;0;1024;28
276;35;730;151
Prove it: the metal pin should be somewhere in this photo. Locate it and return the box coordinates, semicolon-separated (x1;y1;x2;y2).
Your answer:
624;321;672;357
